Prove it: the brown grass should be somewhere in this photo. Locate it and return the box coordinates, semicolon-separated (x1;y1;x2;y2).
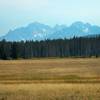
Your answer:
0;58;100;83
0;83;100;100
0;58;100;100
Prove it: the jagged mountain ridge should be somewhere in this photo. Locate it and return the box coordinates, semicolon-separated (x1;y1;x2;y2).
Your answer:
1;21;100;41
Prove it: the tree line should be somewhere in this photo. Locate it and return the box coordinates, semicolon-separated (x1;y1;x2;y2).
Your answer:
0;36;100;59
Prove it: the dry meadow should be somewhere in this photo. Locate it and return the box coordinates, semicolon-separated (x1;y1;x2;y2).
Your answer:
0;58;100;100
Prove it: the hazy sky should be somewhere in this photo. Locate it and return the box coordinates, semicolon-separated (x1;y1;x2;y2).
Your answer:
0;0;100;36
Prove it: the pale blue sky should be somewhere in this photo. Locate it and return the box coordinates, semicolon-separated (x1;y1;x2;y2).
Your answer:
0;0;100;36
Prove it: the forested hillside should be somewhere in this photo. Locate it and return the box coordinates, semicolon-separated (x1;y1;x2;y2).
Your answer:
0;36;100;59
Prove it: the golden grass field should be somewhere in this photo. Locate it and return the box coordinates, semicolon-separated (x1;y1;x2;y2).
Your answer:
0;58;100;100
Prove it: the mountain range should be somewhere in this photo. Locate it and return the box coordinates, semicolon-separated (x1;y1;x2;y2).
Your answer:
0;21;100;41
